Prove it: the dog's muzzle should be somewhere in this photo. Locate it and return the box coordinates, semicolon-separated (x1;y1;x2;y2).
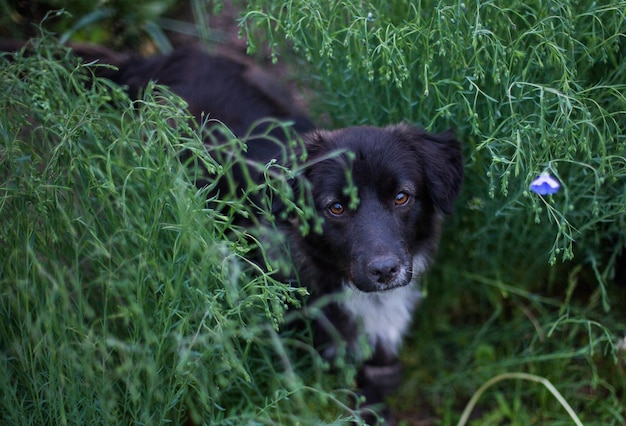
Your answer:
351;254;411;292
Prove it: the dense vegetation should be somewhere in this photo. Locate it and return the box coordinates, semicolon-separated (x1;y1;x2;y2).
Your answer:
1;0;625;424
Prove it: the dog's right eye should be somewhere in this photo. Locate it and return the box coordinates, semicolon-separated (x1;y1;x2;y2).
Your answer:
394;191;410;206
328;202;345;216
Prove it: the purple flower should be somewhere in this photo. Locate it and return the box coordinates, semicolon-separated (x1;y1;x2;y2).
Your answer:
530;172;560;195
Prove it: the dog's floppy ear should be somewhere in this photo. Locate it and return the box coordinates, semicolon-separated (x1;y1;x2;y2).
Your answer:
300;129;333;160
392;124;464;215
267;130;324;225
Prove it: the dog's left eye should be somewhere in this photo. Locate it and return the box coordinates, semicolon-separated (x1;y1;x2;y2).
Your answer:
394;192;410;206
328;202;345;216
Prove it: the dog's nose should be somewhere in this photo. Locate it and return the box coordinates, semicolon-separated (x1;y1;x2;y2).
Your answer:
368;255;401;284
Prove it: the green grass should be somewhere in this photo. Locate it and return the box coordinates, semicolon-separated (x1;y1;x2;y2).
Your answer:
0;0;178;50
0;37;358;425
1;1;626;425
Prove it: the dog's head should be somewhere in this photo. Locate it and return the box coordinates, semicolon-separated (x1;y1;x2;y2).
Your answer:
296;124;463;293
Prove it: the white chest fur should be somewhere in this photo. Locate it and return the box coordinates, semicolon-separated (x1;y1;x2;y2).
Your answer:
340;283;421;355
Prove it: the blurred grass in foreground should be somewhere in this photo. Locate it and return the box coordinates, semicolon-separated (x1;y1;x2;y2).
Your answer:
0;37;357;425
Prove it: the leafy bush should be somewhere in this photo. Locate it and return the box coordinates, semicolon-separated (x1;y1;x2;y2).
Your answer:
0;38;355;425
0;0;177;50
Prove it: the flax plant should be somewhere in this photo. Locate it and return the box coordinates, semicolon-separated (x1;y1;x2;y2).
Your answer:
0;38;356;425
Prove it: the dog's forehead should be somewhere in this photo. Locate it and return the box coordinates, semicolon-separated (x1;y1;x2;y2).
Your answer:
332;126;399;149
336;127;422;174
306;126;425;193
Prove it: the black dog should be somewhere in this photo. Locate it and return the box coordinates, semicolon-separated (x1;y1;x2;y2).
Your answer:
95;45;463;422
290;124;462;420
6;42;463;422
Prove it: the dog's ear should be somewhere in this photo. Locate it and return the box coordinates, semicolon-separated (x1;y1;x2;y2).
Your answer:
392;124;464;215
300;129;333;160
267;130;323;225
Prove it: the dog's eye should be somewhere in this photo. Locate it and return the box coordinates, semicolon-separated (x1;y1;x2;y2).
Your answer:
394;192;410;206
328;202;345;216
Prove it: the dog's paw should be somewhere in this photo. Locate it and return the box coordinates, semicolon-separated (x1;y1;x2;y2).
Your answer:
356;403;397;426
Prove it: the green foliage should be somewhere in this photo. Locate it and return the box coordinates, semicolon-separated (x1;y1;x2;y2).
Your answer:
0;0;177;50
0;38;355;425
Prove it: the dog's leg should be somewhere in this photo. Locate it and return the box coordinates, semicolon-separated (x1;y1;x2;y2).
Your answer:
355;343;403;425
